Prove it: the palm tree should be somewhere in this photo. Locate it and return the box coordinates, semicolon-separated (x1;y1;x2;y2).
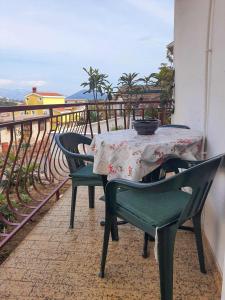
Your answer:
118;72;140;128
118;72;139;91
138;74;155;87
103;84;114;101
118;72;140;102
81;67;109;101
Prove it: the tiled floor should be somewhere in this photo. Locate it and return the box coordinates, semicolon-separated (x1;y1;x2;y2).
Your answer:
0;186;221;299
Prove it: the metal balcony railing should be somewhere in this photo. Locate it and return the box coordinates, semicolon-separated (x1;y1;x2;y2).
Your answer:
0;100;172;247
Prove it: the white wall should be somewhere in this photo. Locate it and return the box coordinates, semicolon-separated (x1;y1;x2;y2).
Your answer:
174;0;210;131
174;0;225;280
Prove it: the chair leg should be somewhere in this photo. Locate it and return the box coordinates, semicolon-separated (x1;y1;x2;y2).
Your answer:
99;217;111;278
142;232;149;258
192;214;206;273
88;186;95;208
158;226;177;300
110;216;119;241
101;175;119;241
70;186;77;229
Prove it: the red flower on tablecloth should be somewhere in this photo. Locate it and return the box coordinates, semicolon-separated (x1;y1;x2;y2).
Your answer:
154;149;164;158
109;141;128;150
156;156;164;165
109;144;116;150
176;139;193;144
108;163;116;174
135;159;141;165
119;141;128;147
132;150;142;156
128;165;132;176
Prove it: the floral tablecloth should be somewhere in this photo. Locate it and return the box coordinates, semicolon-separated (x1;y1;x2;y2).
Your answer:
89;128;203;181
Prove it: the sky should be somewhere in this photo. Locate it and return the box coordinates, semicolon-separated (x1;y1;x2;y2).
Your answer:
0;0;174;96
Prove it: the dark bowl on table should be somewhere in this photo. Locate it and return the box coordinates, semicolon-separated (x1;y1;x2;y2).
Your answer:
133;119;161;135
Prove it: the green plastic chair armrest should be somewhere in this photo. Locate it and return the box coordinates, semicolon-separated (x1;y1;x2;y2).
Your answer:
106;177;174;199
57;141;94;162
105;154;224;229
106;155;223;199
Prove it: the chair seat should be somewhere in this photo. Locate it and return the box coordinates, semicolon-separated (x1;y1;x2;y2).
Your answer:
116;189;191;227
70;164;102;186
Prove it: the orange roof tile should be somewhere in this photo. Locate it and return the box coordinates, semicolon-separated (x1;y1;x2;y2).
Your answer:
36;92;63;96
53;107;66;111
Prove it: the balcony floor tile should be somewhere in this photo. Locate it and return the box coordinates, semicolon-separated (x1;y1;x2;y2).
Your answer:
0;186;221;299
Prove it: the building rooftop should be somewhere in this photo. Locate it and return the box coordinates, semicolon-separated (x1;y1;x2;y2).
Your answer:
35;92;64;97
26;87;64;97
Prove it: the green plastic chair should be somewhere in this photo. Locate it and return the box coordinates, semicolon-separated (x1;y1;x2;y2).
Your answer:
55;132;119;240
99;154;223;300
141;155;201;257
55;132;103;228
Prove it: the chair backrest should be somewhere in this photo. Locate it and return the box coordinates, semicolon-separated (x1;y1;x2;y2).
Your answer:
160;155;190;176
144;155;191;182
150;154;224;225
176;155;223;224
55;132;92;174
160;124;190;129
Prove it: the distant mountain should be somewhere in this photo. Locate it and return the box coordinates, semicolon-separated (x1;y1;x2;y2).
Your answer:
0;88;29;101
66;89;106;101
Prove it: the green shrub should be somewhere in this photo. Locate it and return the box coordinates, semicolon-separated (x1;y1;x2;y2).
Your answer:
110;125;124;131
144;107;159;119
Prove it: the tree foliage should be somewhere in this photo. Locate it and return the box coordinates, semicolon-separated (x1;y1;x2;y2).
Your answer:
81;43;175;108
118;72;139;90
138;74;155;86
81;67;109;101
104;83;114;101
150;63;174;106
117;72;141;102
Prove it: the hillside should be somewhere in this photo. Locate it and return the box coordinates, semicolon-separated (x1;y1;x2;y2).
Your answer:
66;89;106;100
0;88;28;101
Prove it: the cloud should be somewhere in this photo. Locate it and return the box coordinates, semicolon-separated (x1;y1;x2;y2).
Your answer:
0;0;174;93
0;79;14;87
20;80;47;87
0;79;47;88
137;36;167;47
124;0;173;25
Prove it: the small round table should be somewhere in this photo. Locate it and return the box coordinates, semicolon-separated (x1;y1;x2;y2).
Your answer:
89;127;203;181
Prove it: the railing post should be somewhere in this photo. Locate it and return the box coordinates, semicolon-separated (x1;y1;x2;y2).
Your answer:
84;104;88;135
85;105;93;138
49;108;53;117
56;190;60;201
